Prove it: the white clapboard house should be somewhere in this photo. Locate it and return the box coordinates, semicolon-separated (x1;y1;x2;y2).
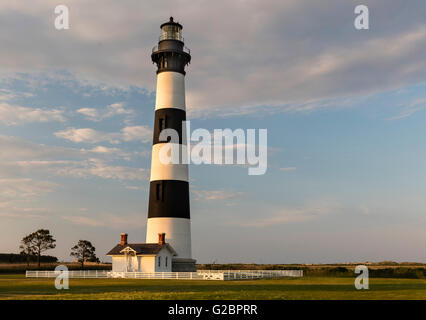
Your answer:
107;233;176;272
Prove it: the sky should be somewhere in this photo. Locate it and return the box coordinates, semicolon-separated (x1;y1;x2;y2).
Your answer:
0;0;425;264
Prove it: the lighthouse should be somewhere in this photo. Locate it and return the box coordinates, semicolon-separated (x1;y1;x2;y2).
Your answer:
146;17;195;271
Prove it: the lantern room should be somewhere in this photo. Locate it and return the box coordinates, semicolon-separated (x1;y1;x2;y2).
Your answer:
160;17;183;41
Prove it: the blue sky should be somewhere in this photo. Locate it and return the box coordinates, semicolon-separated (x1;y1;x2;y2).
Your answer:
0;0;425;263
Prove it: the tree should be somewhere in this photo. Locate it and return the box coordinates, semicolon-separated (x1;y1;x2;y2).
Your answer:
19;243;35;266
21;229;56;267
70;240;99;269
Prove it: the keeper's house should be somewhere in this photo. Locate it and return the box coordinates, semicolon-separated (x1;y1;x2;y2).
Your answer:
107;233;176;272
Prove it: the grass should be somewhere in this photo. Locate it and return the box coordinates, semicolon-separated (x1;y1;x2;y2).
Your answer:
0;275;425;300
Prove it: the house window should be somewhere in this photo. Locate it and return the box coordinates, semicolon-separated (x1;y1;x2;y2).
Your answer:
158;256;161;267
165;256;168;267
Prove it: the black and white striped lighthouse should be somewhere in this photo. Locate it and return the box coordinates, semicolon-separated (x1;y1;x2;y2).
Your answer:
146;17;195;271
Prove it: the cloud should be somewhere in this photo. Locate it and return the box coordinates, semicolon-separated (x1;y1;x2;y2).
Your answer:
280;167;297;171
62;215;104;227
386;97;426;120
0;102;65;125
83;146;132;160
0;178;56;200
63;213;146;229
55;126;152;144
55;159;149;181
77;108;98;119
192;188;244;201
0;135;147;181
121;126;152;142
0;135;81;161
54;128;106;143
0;88;34;102
0;179;55;219
8;158;149;181
0;203;50;219
77;102;133;121
238;204;339;228
0;135;133;163
1;1;426;118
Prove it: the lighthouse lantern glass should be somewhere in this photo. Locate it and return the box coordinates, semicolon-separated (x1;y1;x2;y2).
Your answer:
161;24;182;41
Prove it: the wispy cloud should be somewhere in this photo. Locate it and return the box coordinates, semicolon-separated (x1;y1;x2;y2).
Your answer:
237;204;339;228
55;125;152;144
55;159;149;181
77;102;133;122
0;102;65;125
11;159;149;181
280;167;297;171
0;135;148;181
0;204;50;219
0;134;137;165
0;178;56;200
192;188;244;201
63;213;146;229
0;179;56;219
387;98;426;120
62;215;104;227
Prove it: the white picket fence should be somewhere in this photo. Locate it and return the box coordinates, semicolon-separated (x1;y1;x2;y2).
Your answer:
26;269;303;281
204;269;303;280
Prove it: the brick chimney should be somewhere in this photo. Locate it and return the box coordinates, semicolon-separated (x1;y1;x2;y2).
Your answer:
158;233;166;245
120;233;128;246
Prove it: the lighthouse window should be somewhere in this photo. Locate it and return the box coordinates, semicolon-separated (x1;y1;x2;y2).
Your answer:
158;256;161;267
156;182;164;201
161;25;182;41
159;116;168;132
165;257;168;267
156;183;160;200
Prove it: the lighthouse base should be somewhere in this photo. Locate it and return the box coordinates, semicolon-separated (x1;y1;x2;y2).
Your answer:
172;258;197;272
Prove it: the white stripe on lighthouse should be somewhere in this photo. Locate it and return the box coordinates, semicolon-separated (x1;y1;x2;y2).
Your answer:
155;71;186;111
150;143;189;182
146;217;192;259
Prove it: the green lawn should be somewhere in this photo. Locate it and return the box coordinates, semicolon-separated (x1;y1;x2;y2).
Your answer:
0;275;425;300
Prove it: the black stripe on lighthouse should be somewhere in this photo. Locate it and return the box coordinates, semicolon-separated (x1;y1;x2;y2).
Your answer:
153;108;186;145
148;180;190;219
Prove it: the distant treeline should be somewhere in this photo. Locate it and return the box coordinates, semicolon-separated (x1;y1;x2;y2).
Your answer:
302;266;426;279
0;262;112;274
0;253;58;263
197;264;426;279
